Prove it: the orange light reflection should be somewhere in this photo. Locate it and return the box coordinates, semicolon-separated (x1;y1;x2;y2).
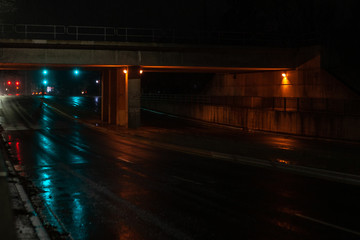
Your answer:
266;137;296;151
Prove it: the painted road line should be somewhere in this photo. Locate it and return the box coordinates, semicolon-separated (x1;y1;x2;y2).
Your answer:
114;136;360;186
295;213;360;237
117;156;134;164
211;152;232;160
276;164;360;186
0;171;7;177
233;155;273;168
173;176;203;185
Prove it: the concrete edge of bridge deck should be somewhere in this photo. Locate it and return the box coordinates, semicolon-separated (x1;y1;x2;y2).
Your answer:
41;101;360;187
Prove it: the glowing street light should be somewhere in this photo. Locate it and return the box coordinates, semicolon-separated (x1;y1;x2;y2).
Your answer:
281;72;291;85
73;69;80;76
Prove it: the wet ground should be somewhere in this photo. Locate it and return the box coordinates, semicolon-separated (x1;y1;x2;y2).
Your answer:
1;95;360;240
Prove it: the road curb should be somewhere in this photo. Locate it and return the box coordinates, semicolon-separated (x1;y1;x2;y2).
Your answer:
0;125;17;240
0;125;50;240
122;135;360;186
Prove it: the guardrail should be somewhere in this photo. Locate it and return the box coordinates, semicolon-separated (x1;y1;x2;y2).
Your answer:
141;94;360;116
0;24;320;46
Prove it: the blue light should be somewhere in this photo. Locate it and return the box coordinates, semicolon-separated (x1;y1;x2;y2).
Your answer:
43;69;48;75
74;69;80;76
43;80;47;85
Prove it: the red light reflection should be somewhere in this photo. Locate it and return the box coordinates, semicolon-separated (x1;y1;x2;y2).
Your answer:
7;134;22;164
15;141;22;163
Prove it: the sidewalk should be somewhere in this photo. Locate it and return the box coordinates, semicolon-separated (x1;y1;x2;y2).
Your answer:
0;140;17;240
41;97;360;185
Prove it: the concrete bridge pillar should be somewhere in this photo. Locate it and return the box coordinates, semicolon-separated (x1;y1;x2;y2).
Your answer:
101;66;141;128
127;66;141;128
101;70;110;123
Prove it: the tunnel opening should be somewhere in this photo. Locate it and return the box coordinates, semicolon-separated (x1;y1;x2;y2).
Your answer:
141;72;214;95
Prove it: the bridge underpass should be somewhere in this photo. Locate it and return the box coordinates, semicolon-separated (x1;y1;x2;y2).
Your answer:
100;64;296;128
0;38;300;129
2;37;359;140
2;25;360;240
0;63;291;129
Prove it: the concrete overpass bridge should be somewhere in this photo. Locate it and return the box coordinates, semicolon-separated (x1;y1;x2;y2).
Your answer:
0;24;330;130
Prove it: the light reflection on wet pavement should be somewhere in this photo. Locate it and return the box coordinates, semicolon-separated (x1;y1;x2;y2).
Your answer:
1;96;360;239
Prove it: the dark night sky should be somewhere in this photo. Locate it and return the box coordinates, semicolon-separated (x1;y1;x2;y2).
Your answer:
10;0;358;70
14;0;222;29
6;0;357;35
1;0;359;92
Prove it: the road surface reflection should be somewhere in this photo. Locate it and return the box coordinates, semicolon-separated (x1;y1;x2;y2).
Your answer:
2;96;360;239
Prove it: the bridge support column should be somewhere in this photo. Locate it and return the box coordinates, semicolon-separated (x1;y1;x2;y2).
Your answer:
101;70;110;123
116;68;128;126
101;66;141;128
127;66;141;128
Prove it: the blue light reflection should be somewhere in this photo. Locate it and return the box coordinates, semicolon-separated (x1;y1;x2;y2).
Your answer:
70;96;83;107
39;133;54;154
69;153;86;164
72;195;84;224
39;172;55;208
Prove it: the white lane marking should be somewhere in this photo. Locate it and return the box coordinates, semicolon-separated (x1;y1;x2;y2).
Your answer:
295;213;360;237
117;156;134;164
0;172;7;177
211;152;232;160
173;176;202;185
277;164;360;186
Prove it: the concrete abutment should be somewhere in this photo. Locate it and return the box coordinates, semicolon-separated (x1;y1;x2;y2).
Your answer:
101;66;141;128
142;55;360;141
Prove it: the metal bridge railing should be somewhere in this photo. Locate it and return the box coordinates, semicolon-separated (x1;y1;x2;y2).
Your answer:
141;94;360;116
0;23;320;46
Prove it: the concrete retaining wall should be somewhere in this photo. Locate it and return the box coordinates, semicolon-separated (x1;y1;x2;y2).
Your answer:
142;101;360;141
205;55;359;99
142;54;360;141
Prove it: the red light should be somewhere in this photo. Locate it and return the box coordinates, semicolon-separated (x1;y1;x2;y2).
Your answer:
7;81;11;85
15;81;20;86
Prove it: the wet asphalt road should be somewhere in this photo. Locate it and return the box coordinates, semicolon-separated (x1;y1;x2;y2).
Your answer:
1;95;360;240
